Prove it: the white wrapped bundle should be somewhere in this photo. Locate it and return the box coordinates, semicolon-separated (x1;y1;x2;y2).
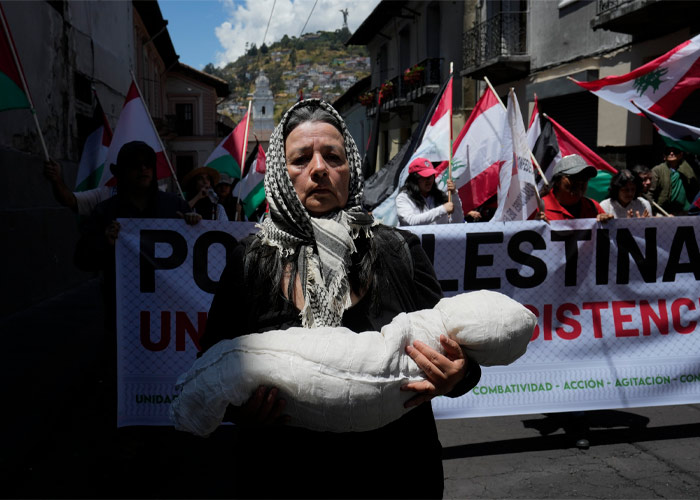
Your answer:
170;290;535;436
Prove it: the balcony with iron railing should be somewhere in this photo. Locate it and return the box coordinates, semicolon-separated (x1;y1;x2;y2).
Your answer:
362;58;444;116
591;0;696;35
460;11;529;84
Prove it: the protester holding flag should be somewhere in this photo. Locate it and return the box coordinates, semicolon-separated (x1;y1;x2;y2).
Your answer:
396;157;464;226
199;99;480;499
600;169;651;218
540;154;613;222
182;166;228;220
43;159;114;215
650;147;699;214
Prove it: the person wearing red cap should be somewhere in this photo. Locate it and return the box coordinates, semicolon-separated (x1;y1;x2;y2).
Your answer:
396;157;464;226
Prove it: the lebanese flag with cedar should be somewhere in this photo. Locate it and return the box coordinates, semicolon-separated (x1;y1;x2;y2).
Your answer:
99;80;171;187
441;85;507;213
571;34;700;117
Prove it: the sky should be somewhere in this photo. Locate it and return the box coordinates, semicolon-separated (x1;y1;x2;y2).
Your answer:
159;0;381;69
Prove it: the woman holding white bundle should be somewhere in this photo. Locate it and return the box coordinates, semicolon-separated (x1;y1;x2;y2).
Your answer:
396;157;465;225
196;100;480;499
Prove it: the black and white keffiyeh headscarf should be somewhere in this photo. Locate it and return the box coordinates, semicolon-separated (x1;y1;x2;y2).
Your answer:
257;99;376;328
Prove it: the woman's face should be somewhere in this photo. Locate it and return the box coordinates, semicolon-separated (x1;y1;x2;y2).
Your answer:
285;121;350;216
618;180;636;206
195;174;211;192
556;173;589;205
638;172;652;193
417;175;435;197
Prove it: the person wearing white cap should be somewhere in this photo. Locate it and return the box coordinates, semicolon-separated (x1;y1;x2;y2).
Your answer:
396;157;464;226
541;154;613;223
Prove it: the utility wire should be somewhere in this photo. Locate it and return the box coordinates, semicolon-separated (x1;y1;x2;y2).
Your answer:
262;0;277;48
299;0;319;37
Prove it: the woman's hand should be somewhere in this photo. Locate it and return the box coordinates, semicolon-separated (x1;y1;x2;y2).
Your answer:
224;385;289;426
401;335;467;408
443;201;454;215
446;179;457;194
597;212;614;223
176;211;203;225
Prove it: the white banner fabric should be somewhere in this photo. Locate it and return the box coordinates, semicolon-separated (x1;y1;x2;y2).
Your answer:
115;218;700;427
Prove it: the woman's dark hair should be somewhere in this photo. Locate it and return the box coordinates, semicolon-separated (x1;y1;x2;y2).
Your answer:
608;169;641;201
400;172;448;210
283;104;344;142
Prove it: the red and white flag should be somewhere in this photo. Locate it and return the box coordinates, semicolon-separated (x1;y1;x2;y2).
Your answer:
99;79;171;187
440;85;507;213
571;34;700;117
406;76;452;164
492;90;539;222
372;76;453;225
527;94;540;152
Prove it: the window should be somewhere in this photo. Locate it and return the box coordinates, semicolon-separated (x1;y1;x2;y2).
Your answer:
74;72;93;105
175;103;194;136
262;105;266;115
176;154;195;182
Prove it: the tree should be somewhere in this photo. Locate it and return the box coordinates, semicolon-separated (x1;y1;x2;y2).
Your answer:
289;48;297;67
247;43;258;57
261;43;269;55
281;34;290;48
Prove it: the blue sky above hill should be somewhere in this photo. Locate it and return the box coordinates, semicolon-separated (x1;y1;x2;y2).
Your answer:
160;0;380;69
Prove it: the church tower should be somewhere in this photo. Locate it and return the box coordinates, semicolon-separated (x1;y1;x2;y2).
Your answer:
252;70;275;146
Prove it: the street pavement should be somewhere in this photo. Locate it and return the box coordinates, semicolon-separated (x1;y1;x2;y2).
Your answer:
2;279;699;499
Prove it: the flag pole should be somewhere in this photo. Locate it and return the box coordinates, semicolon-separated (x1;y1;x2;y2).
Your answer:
485;76;549;186
0;4;49;161
235;100;253;221
448;62;454;204
129;70;185;199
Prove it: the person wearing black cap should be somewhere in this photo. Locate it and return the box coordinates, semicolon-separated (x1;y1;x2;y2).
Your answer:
541;154;613;222
396;157;464;226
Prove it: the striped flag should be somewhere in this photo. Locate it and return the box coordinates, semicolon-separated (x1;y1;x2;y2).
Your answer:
527;94;541;152
441;85;507;213
532;114;618;201
633;100;700;154
75;96;112;192
99;80;171;187
571;34;700;117
204;109;250;179
0;3;30;112
492;90;539;222
233;141;266;218
371;76;453;226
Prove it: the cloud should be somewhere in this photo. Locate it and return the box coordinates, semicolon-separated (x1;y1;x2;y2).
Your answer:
214;0;380;67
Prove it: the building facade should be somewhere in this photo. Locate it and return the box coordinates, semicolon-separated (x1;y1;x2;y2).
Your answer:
0;0;228;314
460;0;700;169
345;0;466;173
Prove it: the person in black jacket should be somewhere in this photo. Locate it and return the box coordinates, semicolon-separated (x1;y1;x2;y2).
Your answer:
199;100;480;499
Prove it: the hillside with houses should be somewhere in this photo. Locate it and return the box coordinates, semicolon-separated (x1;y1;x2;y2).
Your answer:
202;28;369;123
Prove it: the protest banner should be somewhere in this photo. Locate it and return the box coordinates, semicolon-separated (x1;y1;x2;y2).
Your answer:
115;217;700;427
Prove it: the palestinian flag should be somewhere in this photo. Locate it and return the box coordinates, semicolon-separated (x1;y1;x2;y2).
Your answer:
99;80;171;187
75;96;113;192
634;100;700;154
233;141;266;218
204;109;250;179
571;34;700;117
442;84;507;213
0;3;30;111
532;114;618;201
